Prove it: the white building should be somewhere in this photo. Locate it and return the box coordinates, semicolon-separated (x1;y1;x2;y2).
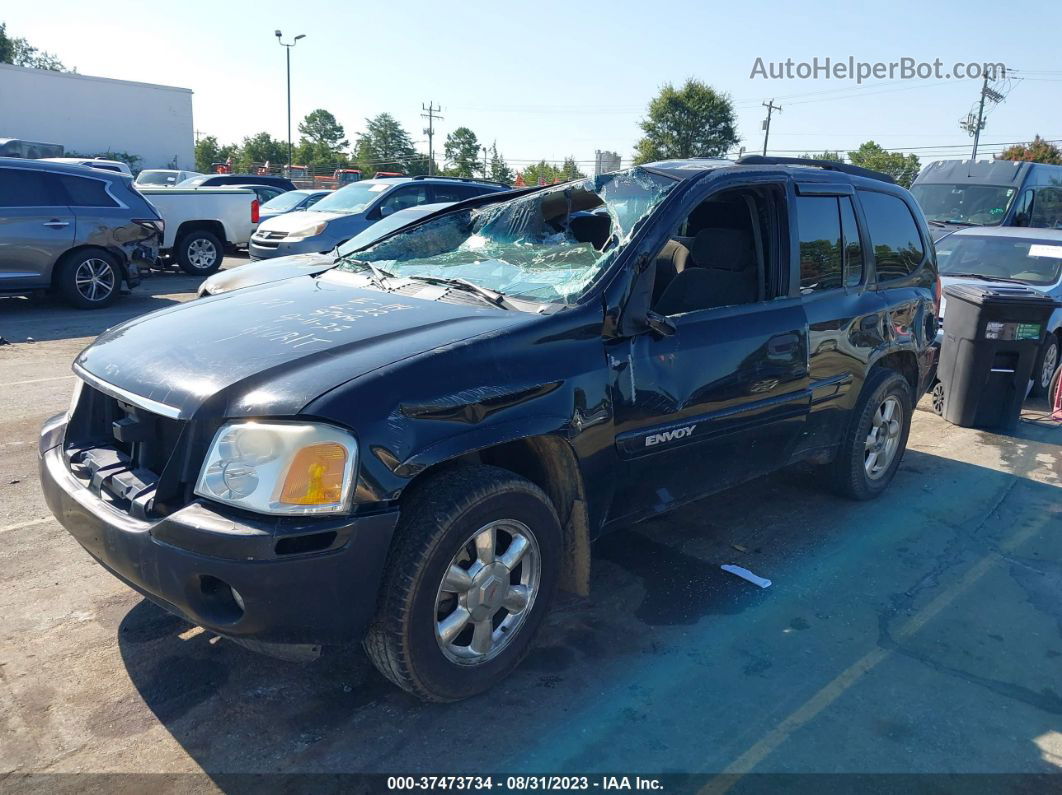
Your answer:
594;150;622;175
0;63;194;171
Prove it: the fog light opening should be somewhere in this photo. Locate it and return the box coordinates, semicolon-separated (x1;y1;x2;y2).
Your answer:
196;575;245;625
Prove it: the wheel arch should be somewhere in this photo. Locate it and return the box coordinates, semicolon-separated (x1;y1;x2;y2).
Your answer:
49;244;127;291
174;220;227;247
399;431;592;597
869;349;920;397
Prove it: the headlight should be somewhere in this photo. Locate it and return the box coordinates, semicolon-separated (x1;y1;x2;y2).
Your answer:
194;421;357;515
67;377;84;419
286;221;328;240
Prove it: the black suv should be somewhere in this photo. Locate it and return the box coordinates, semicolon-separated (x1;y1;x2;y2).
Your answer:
40;157;938;700
0;157;162;308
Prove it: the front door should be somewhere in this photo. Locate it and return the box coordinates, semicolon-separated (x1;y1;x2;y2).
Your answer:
607;178;810;526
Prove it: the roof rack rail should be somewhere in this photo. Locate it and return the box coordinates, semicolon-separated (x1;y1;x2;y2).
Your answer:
735;155;895;185
411;174;511;188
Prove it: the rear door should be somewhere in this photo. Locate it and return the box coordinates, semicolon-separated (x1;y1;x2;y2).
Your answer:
790;181;889;455
0;167;74;288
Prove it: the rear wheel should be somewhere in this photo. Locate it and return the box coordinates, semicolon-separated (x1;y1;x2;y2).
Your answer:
57;250;120;309
364;465;561;702
829;369;913;500
1031;335;1059;398
176;230;223;275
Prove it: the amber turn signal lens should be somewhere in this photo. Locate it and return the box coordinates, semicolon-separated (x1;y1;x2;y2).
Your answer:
278;443;348;505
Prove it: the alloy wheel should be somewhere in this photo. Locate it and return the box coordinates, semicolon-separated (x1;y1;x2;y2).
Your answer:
187;238;218;270
865;395;902;479
74;258;116;303
434;519;541;665
1041;342;1058;391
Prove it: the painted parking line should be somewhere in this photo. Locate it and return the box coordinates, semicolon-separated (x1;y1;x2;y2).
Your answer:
700;489;1053;793
5;375;75;387
0;518;55;535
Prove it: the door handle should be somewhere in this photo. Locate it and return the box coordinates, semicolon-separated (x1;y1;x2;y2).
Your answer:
768;333;799;356
43;220;70;228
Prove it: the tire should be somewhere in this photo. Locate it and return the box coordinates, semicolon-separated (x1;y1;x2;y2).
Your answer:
57;250;120;309
828;368;913;500
176;229;223;275
930;380;945;416
364;465;562;702
1030;335;1059;398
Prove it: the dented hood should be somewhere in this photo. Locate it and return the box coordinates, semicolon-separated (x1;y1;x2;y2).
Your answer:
75;276;520;419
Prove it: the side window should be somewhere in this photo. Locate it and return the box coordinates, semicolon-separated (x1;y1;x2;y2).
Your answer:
304;193;325;208
840;197;863;287
796;196;842;293
57;175;119;207
1013;189;1035;227
858;190;925;282
432;184;480;203
651;185;773;316
1029;187;1062;229
0;169;60;207
377;185;429;216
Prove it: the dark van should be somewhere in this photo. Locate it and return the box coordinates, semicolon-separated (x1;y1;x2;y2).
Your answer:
911;159;1062;241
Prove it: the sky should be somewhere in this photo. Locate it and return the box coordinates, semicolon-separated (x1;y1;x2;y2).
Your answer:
4;0;1061;170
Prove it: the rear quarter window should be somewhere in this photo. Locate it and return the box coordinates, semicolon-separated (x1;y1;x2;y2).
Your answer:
858;190;925;281
57;175;120;207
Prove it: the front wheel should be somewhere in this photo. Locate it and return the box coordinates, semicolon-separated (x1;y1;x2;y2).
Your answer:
829;369;913;500
364;465;561;702
1031;336;1059;398
176;230;223;275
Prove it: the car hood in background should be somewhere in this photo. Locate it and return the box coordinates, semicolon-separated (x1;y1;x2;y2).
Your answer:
938;275;1048;318
200;252;335;296
255;209;353;234
76;276;521;419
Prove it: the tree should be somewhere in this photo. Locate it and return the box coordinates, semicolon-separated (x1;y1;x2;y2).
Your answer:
518;159;584;186
846;141;921;187
559;156;586;181
998;135;1062;165
194;136;238;172
799;151;845;162
0;22;71;71
444;127;481;177
488;143;513;185
298;109;348;152
634;79;738;164
354;113;417;175
237;131;287;171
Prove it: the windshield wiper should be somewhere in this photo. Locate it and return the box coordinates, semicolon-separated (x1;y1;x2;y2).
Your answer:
403;275;517;310
338;257;393;289
945;272;1029;285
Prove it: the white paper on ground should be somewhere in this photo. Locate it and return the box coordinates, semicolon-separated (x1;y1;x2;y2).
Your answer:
721;564;772;589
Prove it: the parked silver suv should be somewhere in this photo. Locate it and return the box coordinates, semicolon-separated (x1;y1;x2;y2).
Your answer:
0;158;162;308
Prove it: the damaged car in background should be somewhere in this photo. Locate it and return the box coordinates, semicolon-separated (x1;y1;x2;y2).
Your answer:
40;157;938;701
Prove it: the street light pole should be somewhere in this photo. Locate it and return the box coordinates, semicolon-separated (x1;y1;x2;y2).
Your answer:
275;30;306;174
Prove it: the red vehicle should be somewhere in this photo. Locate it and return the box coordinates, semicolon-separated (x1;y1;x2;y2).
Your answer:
373;171;405;179
287;167;361;189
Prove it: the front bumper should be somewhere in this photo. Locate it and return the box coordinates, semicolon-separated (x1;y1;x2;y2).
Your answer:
39;415;398;646
248;235;331;261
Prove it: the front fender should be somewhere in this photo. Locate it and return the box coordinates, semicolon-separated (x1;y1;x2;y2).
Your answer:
394;413;573;478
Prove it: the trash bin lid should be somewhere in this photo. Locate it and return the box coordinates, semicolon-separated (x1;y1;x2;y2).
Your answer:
942;283;1059;309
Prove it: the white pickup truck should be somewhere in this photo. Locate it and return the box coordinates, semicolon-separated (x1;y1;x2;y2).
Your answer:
138;187;259;275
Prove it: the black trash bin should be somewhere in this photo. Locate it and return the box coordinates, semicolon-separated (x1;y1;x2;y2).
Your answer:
938;284;1060;430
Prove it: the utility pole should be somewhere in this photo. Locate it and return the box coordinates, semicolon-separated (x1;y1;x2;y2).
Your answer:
960;74;1005;161
761;100;782;156
276;30;306;173
421;102;442;175
482;145;489;179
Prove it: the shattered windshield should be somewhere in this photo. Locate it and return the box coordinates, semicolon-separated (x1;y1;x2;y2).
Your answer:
334;168;677;305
